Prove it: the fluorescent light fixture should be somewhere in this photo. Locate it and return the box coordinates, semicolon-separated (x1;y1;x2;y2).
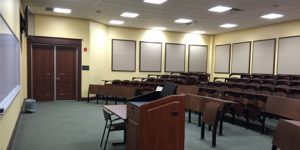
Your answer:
152;26;166;30
121;12;139;18
191;30;206;34
174;18;193;24
53;8;72;14
109;20;124;25
209;6;232;13
220;23;238;28
261;13;284;19
144;0;167;4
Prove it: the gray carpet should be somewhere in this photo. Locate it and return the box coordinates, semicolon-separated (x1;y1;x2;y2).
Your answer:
11;100;273;150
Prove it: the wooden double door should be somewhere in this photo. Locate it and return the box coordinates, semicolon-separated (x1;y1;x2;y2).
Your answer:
28;37;82;101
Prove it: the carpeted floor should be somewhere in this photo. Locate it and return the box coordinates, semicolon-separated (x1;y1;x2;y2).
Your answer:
11;100;273;150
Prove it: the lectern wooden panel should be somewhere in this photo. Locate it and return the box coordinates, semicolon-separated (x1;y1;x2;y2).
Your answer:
127;95;185;150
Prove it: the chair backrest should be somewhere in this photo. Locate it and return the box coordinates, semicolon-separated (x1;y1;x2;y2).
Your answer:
88;84;99;94
265;96;300;120
160;82;177;97
272;119;300;150
202;102;221;126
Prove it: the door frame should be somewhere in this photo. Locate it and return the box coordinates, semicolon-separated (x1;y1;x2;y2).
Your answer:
27;36;82;100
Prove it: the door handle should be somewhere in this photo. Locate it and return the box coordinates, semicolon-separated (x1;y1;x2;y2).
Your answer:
56;78;61;80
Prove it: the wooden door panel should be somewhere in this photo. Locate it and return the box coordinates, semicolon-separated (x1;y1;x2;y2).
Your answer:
56;46;77;100
32;45;54;101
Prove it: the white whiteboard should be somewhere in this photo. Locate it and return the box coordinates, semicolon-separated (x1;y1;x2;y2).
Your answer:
188;45;208;72
140;41;162;72
215;44;230;73
252;39;275;74
112;39;136;71
278;36;300;75
165;43;185;72
232;42;251;74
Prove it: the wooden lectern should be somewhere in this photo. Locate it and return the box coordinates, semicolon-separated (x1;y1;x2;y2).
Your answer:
126;95;185;150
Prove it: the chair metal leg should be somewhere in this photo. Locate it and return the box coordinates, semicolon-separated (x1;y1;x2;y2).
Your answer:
208;125;212;131
104;127;111;150
261;114;266;134
272;145;277;150
188;110;191;123
100;122;108;147
231;113;235;124
201;123;205;139
198;113;202;127
212;125;217;147
87;95;90;103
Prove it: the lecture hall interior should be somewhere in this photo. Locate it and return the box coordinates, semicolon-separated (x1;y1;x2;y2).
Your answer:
1;0;300;150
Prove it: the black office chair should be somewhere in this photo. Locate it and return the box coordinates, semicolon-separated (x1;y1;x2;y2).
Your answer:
100;109;126;150
128;81;178;102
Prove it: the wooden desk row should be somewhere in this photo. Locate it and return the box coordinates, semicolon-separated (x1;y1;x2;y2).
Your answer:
88;84;140;104
177;85;300;134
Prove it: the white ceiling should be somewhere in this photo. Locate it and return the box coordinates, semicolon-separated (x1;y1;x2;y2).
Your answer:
24;0;300;34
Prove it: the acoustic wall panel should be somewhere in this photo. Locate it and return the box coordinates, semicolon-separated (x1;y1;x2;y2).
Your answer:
214;44;230;73
112;39;136;71
140;41;162;72
252;39;275;74
278;36;300;75
188;45;208;72
165;43;185;72
231;42;251;74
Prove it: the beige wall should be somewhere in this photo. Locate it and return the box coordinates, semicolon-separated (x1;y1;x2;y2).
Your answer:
35;16;212;97
0;0;28;150
33;15;300;96
212;20;300;80
88;23;212;96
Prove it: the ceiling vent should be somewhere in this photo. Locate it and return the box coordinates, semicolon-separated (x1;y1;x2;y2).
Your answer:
45;7;53;11
180;21;196;26
229;8;244;13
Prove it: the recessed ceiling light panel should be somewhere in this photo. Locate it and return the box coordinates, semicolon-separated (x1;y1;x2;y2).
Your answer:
121;12;139;18
261;13;284;19
174;18;193;24
53;8;72;14
144;0;167;4
209;6;232;13
109;20;124;25
220;23;238;28
191;30;206;34
152;27;166;30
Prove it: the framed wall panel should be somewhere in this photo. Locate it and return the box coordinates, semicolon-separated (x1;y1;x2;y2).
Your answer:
188;45;208;72
112;39;136;71
231;42;251;74
165;43;185;72
139;41;162;72
252;39;276;74
278;36;300;75
214;44;230;73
